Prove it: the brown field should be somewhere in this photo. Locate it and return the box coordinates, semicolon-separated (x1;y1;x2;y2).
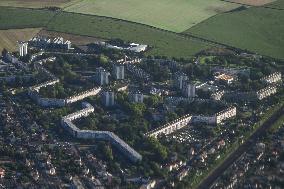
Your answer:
0;0;81;8
226;0;276;6
0;28;41;51
39;30;103;47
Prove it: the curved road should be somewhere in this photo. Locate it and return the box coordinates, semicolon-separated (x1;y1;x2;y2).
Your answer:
197;104;284;189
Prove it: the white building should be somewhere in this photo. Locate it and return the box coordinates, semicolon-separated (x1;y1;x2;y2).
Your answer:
214;73;234;85
18;42;28;57
145;114;192;138
102;91;115;107
94;67;110;86
192;115;216;125
215;106;237;124
256;85;277;100
261;72;282;84
66;87;102;104
129;91;144;103
182;82;196;98
112;63;125;80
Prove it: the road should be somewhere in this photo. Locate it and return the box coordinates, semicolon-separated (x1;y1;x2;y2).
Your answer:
197;104;284;189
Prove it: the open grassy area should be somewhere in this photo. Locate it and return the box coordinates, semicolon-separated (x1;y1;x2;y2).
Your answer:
0;0;81;8
46;12;212;58
224;0;276;6
184;4;284;59
265;0;284;8
0;28;41;51
64;0;239;32
0;7;55;29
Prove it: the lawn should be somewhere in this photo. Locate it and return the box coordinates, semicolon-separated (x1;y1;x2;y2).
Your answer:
0;28;41;51
0;7;55;29
64;0;239;32
0;0;81;8
46;12;212;58
184;5;284;59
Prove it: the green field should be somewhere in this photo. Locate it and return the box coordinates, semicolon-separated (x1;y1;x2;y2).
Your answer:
64;0;239;32
46;12;212;58
0;0;81;8
266;0;284;8
185;5;284;59
0;7;55;29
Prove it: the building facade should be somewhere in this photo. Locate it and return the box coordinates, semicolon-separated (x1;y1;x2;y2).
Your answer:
129;91;144;103
215;106;237;124
174;72;188;90
256;85;278;100
145;114;192;138
102;91;115;107
18;42;28;57
94;67;110;86
261;72;282;84
112;63;125;80
182;82;196;98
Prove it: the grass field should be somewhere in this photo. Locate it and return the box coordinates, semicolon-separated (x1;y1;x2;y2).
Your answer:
0;28;41;51
46;12;212;58
64;0;239;32
224;0;276;6
185;5;284;59
0;0;81;8
265;0;284;8
0;7;55;29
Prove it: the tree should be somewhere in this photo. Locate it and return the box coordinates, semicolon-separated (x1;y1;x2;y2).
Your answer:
2;48;8;56
146;137;168;161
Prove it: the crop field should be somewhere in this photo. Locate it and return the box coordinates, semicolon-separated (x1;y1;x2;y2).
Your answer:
0;7;55;29
0;28;41;51
185;5;284;59
64;0;239;32
224;0;276;6
0;0;81;8
46;12;212;58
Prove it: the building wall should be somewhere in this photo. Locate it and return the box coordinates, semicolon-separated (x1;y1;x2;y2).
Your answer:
216;106;237;124
145;114;192;138
256;85;277;100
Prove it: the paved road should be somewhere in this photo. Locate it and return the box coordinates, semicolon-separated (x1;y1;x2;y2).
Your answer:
197;105;284;189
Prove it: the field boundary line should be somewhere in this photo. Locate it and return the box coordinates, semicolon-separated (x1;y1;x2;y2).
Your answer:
49;11;225;47
47;11;278;59
220;0;284;10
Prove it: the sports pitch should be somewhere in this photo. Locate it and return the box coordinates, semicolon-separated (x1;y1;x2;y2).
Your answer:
64;0;239;32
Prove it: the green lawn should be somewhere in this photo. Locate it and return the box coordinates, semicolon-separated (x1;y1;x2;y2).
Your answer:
184;5;284;59
64;0;239;32
46;12;212;58
0;7;55;29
